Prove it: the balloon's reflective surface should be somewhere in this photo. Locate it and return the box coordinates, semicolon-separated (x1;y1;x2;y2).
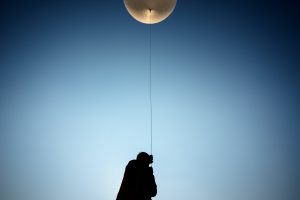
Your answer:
124;0;177;24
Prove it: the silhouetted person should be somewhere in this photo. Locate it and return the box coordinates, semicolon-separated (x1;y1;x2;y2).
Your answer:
116;152;157;200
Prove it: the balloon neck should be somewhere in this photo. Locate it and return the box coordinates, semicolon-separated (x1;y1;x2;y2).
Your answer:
148;9;152;24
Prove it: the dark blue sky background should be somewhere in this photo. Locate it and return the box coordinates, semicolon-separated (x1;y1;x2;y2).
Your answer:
1;1;300;200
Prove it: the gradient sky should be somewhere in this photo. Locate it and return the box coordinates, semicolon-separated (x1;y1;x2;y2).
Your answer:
0;1;300;200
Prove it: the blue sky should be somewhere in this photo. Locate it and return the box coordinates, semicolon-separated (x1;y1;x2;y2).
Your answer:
0;1;299;200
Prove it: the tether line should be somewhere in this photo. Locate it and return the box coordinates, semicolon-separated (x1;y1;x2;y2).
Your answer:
149;9;153;155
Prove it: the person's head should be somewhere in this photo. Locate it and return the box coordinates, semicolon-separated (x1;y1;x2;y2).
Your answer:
136;152;153;166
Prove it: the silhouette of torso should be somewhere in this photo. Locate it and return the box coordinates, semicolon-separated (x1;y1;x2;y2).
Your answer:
116;160;157;200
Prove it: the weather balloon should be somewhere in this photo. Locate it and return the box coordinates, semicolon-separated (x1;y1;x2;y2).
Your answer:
124;0;177;24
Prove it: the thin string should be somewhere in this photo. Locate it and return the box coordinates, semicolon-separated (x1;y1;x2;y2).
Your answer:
149;9;153;155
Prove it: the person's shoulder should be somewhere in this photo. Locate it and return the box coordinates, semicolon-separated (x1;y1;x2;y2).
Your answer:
126;159;137;170
127;159;137;166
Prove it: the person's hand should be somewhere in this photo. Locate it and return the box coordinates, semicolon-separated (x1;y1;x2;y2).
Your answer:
149;155;153;164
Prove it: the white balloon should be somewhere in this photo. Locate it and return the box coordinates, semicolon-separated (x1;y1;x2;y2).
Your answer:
124;0;177;24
